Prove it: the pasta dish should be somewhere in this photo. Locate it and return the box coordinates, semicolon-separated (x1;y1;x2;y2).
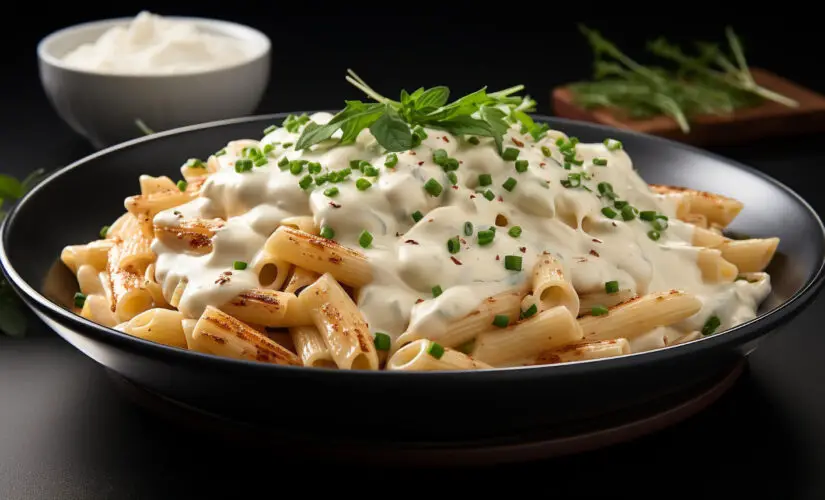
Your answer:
59;72;778;371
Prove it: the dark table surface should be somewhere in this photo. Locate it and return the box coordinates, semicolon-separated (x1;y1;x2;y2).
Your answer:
3;15;825;497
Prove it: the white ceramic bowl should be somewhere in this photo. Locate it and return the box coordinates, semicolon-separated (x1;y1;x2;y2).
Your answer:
37;16;271;149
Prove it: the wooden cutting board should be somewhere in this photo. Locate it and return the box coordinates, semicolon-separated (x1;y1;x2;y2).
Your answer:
551;68;825;146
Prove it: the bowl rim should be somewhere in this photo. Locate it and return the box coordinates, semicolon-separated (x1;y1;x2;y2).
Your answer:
3;112;824;379
36;14;271;78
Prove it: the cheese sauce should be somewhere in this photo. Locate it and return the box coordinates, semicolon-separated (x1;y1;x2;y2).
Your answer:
151;112;771;347
62;11;254;75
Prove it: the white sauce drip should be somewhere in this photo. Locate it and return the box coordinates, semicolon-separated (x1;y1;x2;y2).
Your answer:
152;113;771;346
62;11;254;75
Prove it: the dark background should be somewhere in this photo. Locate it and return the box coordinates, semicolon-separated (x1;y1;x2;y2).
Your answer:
2;7;825;499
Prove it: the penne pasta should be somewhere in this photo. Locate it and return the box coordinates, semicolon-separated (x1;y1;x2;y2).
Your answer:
697;248;739;283
387;339;491;371
471;305;584;367
578;290;702;341
280;215;320;235
533;338;631;365
692;225;726;248
61;239;114;273
76;264;105;296
299;273;379;370
191;306;302;365
649;184;744;228
265;226;372;288
153;217;224;254
80;293;118;327
529;252;579;316
250;251;291;290
125;188;196;237
718;237;780;273
290;325;336;368
139;175;177;195
219;289;311;327
117;308;187;348
283;267;320;295
578;288;636;312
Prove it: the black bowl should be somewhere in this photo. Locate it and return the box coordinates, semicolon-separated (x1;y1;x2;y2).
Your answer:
3;114;824;444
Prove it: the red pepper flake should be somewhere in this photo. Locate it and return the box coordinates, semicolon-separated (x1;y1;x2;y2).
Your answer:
450;256;463;265
416;298;424;304
405;239;420;245
418;161;424;166
409;151;416;155
519;246;527;253
459;160;464;164
497;196;504;202
470;194;476;199
589;249;600;257
329;202;341;208
539;162;546;167
451;185;459;190
592;238;603;243
512;137;524;147
576;257;588;263
612;222;618;227
495;255;500;261
427;218;434;222
442;136;450;142
215;271;232;285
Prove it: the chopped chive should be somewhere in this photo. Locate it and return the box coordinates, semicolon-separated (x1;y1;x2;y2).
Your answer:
185;158;205;168
233;261;248;270
447;236;461;254
263;125;277;135
468;136;480;145
444;158;459;171
176;180;187;191
299;175;313;190
621;205;637;221
604;138;623;150
359;230;373;248
591;305;609;316
640;210;657;221
73;292;87;308
358;160;372;170
504;255;522;271
307;162;322;174
555;137;565;146
702;315;721;336
541;146;552;157
515;160;529;173
563;162;572;170
215;148;227;157
478;174;493;186
411;134;422;148
413;126;428;140
648;230;661;241
374;332;391;351
477;229;495;246
385;153;398;168
315;174;328;186
464;221;473;236
356;178;372;191
502;177;517;192
597;182;613;195
427;341;445;359
99;225;109;238
492;314;510;328
508;226;522;238
278;157;289;168
605;280;619;294
290;161;304;175
350;160;361;170
652;218;668;231
432;285;443;297
614;200;628;209
320;226;335;239
592;157;608;166
424;178;443;197
263;144;275;155
432;149;448;166
482;189;495;201
281;142;293;148
338;167;352;179
324;187;339;197
502;147;519;161
521;303;538;319
412;211;424;223
235;159;253;173
656;214;669;221
602;207;617;219
254;156;268;167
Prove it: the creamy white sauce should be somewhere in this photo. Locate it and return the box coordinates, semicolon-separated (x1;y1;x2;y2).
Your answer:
62;11;254;75
151;113;771;348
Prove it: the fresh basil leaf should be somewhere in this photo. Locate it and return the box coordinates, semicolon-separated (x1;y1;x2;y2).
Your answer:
400;89;411;106
369;105;413;152
415;86;450;110
339;104;384;144
424;87;489;121
0;297;27;337
294;121;339;150
433;115;496;137
0;175;23;200
410;87;425;100
480;106;510;153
